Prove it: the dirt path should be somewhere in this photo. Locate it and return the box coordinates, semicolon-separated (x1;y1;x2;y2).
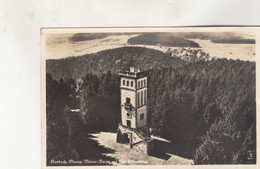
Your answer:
90;132;193;165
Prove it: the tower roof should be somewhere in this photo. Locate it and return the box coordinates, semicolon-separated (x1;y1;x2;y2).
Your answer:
119;67;149;78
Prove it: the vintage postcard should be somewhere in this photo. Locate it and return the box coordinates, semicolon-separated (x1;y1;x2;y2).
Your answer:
41;27;258;168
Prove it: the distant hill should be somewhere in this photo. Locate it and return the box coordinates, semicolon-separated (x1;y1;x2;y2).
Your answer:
68;33;138;42
211;38;255;44
69;33;109;42
68;32;255;44
127;33;200;47
174;32;255;44
46;46;185;81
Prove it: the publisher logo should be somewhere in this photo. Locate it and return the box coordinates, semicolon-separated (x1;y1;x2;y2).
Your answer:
247;150;255;164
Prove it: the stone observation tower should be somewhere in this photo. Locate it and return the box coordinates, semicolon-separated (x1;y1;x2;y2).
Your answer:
116;67;153;155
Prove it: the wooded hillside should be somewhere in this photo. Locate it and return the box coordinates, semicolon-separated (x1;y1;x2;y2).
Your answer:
46;47;256;164
46;46;185;80
127;33;200;47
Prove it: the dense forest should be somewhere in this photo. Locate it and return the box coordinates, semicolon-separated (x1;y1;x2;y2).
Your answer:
46;72;120;165
148;60;256;164
46;47;185;81
46;47;256;165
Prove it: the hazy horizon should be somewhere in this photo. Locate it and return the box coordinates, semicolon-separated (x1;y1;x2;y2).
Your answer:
45;32;255;61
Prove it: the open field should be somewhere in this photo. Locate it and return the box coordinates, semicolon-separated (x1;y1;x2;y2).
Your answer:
192;39;255;61
46;34;140;59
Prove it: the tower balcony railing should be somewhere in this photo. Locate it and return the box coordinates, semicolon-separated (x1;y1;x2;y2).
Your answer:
118;70;137;77
119;69;149;78
121;103;135;110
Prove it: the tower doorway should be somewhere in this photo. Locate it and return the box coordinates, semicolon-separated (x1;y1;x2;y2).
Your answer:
127;120;131;127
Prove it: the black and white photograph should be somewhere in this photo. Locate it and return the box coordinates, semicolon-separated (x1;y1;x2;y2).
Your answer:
41;28;256;166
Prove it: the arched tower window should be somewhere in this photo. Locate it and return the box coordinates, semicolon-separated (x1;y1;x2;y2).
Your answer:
141;91;143;105
126;97;130;104
138;81;140;89
144;79;146;87
127;81;129;86
123;80;125;86
131;81;133;87
144;89;147;104
141;80;143;88
137;92;140;107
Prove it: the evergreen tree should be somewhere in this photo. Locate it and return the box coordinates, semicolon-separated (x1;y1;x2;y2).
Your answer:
194;115;250;164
